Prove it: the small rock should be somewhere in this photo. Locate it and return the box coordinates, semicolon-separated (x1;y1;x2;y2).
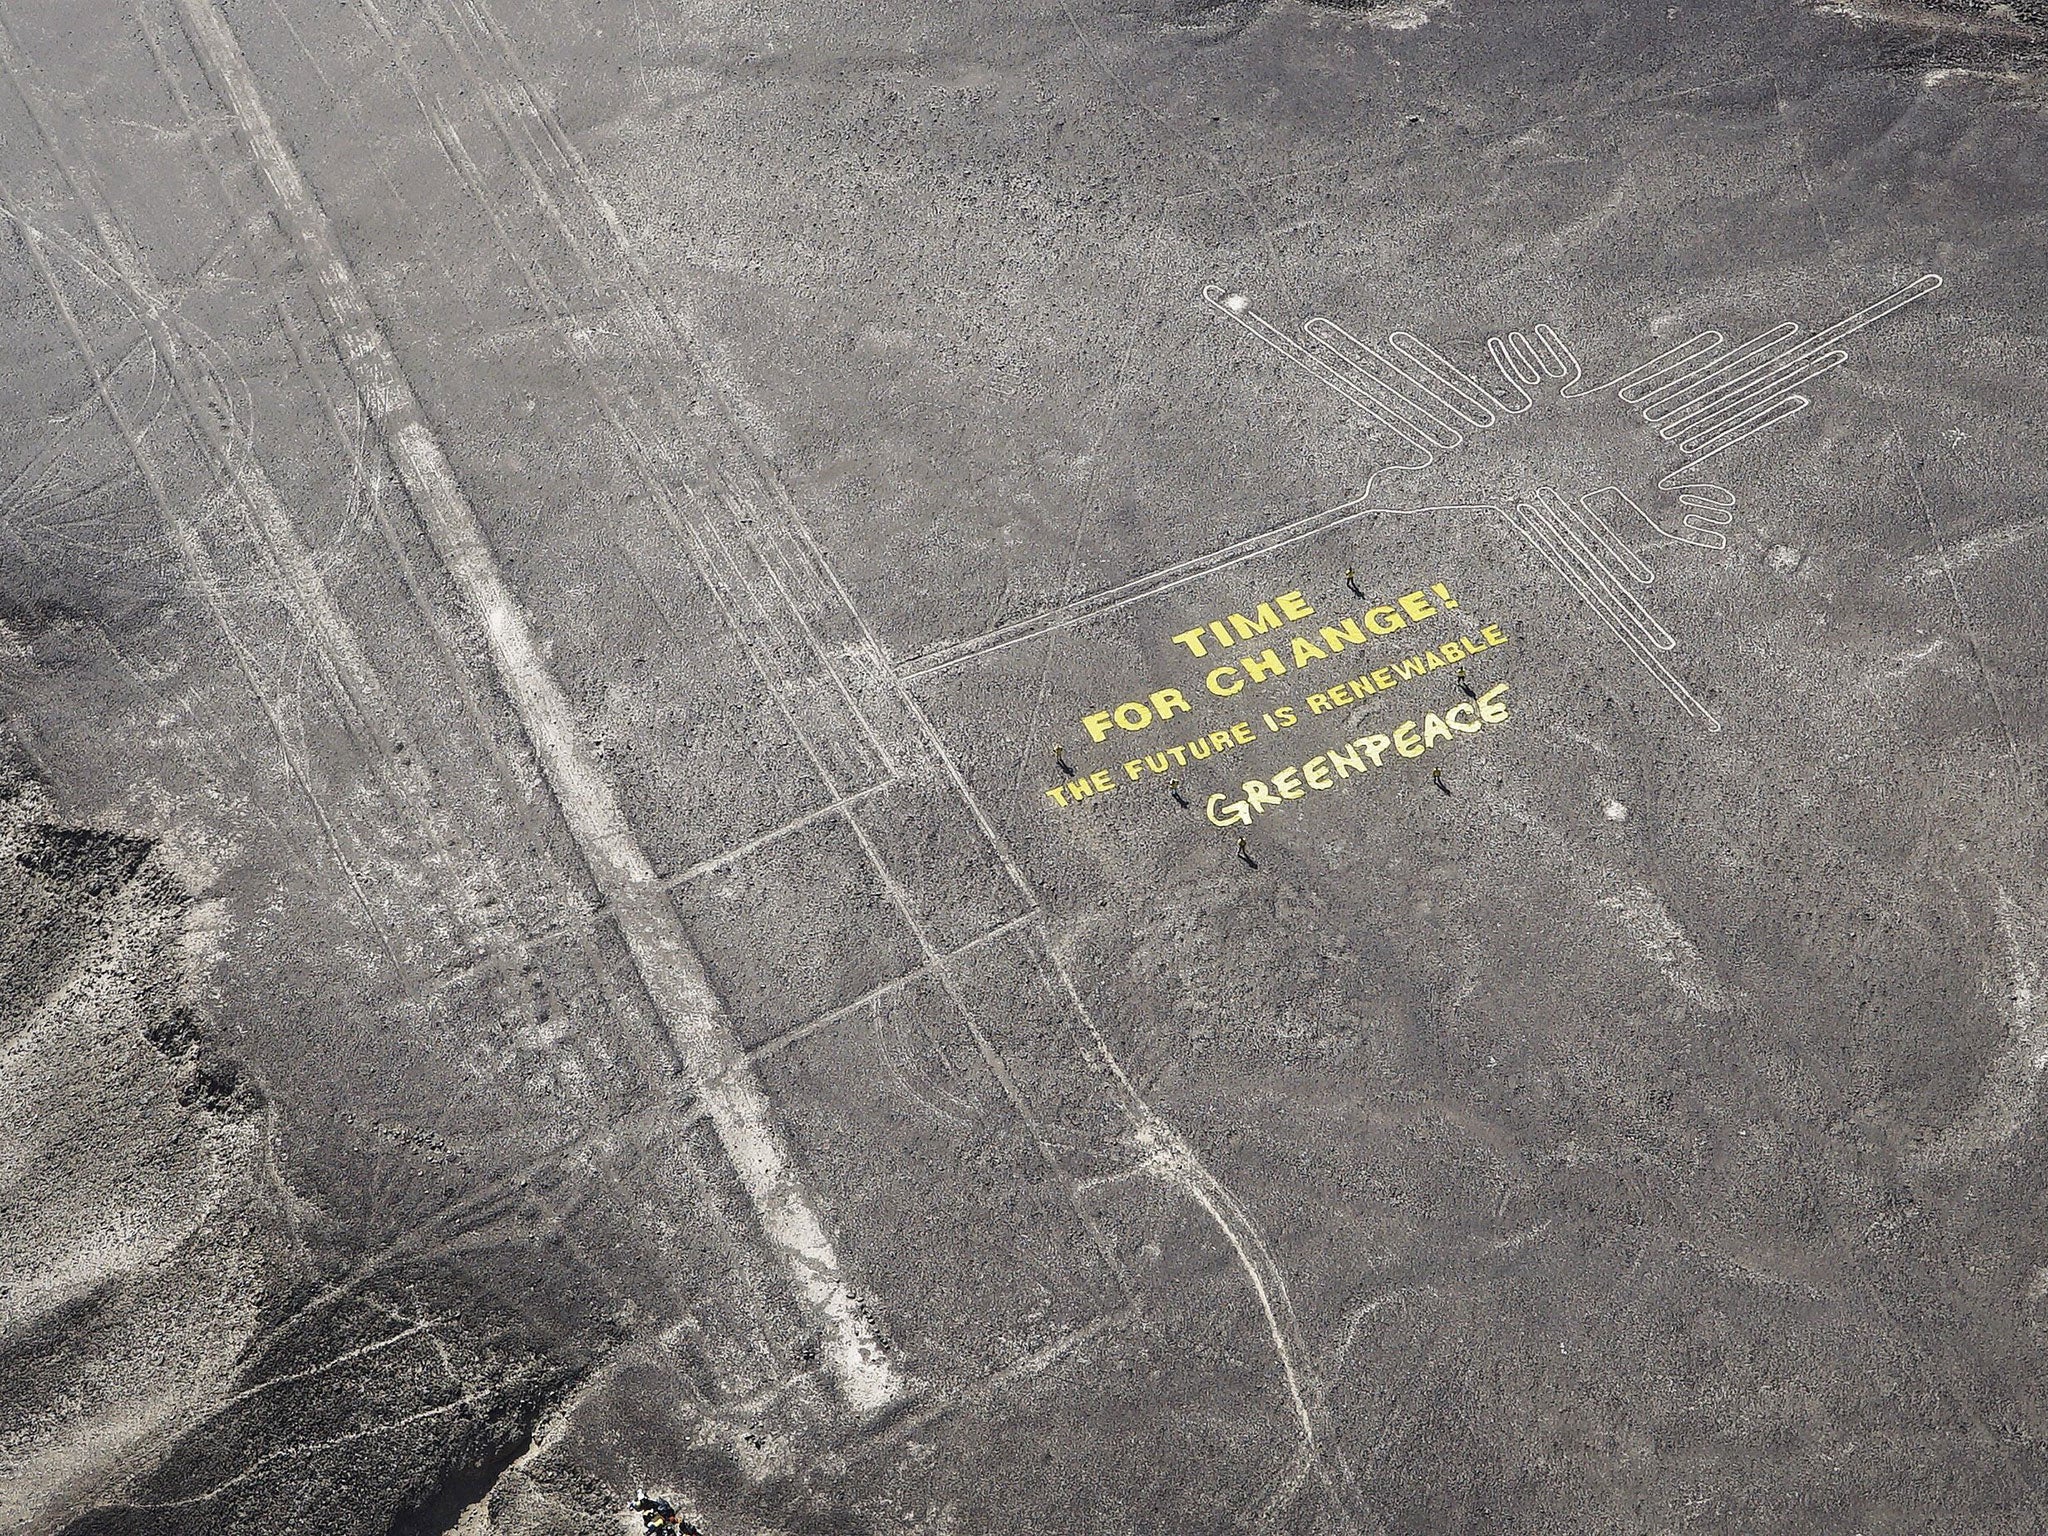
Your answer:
1765;544;1803;573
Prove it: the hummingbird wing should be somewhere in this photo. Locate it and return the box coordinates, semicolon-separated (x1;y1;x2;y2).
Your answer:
1567;273;1941;483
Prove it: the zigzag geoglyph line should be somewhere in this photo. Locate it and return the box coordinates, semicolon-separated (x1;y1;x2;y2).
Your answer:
1567;273;1941;480
1205;274;1941;732
1497;490;1718;731
1208;284;1719;726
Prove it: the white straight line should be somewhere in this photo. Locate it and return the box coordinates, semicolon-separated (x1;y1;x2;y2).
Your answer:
900;495;1493;681
1499;503;1719;731
1528;488;1672;650
1565;329;1722;401
1679;396;1811;469
1630;321;1801;410
1202;285;1445;455
1300;318;1467;443
171;0;905;1416
1668;352;1846;449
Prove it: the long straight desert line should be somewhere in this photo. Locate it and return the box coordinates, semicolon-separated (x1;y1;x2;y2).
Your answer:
170;0;905;1417
899;495;1489;680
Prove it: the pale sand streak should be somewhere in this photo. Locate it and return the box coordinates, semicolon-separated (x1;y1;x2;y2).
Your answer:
170;0;904;1415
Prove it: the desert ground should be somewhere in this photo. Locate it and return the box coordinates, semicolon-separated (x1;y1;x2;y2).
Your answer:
1;0;2044;1532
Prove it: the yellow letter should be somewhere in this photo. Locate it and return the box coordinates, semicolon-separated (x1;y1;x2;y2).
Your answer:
1228;604;1285;640
1207;664;1243;697
1394;721;1424;757
1171;627;1210;658
1206;793;1250;827
1319;618;1369;652
1242;648;1287;684
1277;590;1315;621
1364;606;1406;635
1477;682;1511;723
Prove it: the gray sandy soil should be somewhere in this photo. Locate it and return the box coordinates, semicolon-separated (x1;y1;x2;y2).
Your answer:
0;0;2044;1532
